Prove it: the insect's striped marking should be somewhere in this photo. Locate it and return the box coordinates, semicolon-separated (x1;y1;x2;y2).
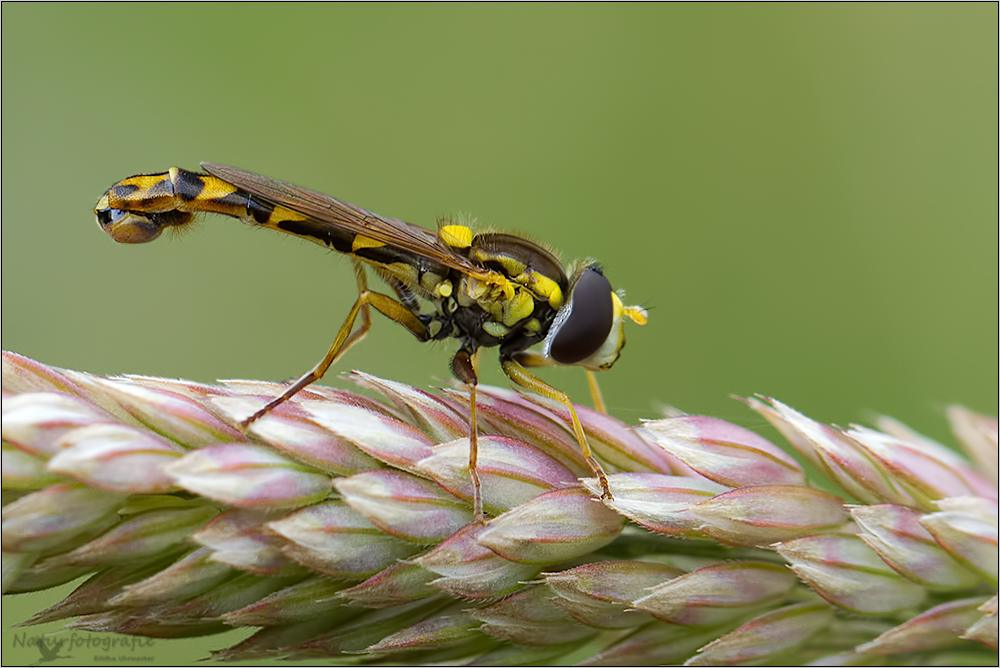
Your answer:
352;235;386;251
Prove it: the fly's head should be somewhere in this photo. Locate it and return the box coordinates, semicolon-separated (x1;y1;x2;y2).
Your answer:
540;263;647;371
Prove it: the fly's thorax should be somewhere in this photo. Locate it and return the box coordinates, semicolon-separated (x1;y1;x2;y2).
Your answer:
451;276;544;337
458;231;569;319
412;227;563;346
411;267;562;354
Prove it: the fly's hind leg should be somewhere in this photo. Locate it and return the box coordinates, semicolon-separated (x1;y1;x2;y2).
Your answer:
501;357;612;500
452;349;484;524
240;260;427;428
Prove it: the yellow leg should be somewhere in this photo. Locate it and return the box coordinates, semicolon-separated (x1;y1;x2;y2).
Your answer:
585;370;607;414
330;260;372;361
468;383;482;522
501;359;612;500
452;349;484;523
240;263;426;428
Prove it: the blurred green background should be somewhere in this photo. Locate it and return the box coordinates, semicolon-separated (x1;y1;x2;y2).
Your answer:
2;4;996;664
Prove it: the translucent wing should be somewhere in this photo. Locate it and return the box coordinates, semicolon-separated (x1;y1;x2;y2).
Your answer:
202;162;494;279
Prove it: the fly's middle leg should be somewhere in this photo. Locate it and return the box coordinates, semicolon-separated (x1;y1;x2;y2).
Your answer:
452;348;484;524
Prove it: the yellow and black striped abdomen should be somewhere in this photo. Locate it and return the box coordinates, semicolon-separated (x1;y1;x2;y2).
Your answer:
100;168;350;253
95;168;457;290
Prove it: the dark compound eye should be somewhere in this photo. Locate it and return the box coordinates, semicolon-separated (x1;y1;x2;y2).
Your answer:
549;267;614;364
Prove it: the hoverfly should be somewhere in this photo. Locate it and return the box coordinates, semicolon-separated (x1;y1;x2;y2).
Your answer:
95;163;647;521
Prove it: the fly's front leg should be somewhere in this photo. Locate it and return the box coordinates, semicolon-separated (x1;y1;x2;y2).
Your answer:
501;357;612;500
241;262;425;428
452;349;484;524
513;350;608;414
